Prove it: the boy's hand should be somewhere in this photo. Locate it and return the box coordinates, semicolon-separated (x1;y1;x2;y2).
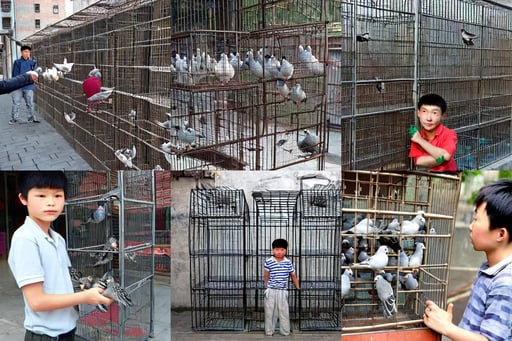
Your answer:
408;125;418;137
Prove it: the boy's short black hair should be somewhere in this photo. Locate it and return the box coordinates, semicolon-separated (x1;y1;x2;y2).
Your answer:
272;238;288;249
474;179;512;242
417;93;447;114
20;45;31;51
17;171;68;199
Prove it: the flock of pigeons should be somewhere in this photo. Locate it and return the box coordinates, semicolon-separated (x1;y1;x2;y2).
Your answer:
341;210;433;319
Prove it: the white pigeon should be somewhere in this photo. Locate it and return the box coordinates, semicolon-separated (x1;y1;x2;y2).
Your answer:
53;58;74;73
214;53;235;83
346;218;376;235
401;211;426;234
246;49;263;78
276;79;290;99
297;129;320;154
375;274;397;319
399;250;409;267
263;54;280;79
43;66;60;81
461;28;478;45
229;52;244;69
298;45;324;75
128;109;136;121
88;88;114;102
161;141;174;153
277;56;294;80
341;268;353;298
155;118;173;130
290;83;307;105
408;242;425;267
114;149;134;168
175;120;204;148
64;111;76;124
121;145;136;161
385;218;400;232
354;245;389;271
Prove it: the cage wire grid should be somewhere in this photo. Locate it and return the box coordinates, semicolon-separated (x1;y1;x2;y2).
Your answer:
340;170;461;334
64;171;156;340
189;182;343;332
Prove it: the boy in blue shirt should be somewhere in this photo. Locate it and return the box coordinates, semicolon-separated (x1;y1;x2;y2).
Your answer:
423;179;512;340
8;171;112;340
264;238;300;336
10;45;40;124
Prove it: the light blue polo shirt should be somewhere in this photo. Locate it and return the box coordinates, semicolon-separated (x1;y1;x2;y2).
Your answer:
8;216;78;336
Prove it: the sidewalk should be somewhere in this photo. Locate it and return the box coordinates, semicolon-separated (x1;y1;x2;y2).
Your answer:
0;93;92;170
0;259;170;341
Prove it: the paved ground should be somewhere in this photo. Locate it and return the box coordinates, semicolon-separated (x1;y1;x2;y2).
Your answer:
0;259;170;341
0;93;92;170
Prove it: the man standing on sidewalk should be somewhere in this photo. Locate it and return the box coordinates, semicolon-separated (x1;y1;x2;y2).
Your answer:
9;45;40;125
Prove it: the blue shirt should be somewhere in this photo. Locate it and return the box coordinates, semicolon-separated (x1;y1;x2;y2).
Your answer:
458;255;512;341
8;216;78;336
264;256;295;289
12;57;36;91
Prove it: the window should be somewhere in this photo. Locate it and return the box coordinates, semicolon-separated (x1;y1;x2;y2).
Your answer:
2;17;11;30
34;4;40;13
53;5;59;14
35;19;40;29
1;0;11;12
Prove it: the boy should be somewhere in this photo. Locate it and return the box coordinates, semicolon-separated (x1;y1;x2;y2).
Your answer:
408;93;457;172
264;238;300;337
10;45;40;124
8;171;112;340
423;179;512;340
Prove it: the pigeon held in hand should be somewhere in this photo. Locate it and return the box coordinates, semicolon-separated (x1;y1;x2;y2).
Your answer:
53;58;74;74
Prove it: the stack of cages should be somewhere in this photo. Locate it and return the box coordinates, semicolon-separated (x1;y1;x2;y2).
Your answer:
297;176;342;330
247;190;300;332
340;170;461;336
189;187;250;330
164;0;328;170
65;171;155;340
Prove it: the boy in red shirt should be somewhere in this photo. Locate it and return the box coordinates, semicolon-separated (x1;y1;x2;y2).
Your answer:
408;93;457;172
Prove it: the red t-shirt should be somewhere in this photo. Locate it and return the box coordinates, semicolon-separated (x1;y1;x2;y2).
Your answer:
82;76;102;99
409;124;457;172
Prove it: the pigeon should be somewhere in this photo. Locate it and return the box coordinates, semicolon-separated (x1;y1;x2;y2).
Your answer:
354;245;389;271
400;211;426;234
343;247;355;265
26;70;39;79
64;111;76;124
375;274;397;319
376;77;385;93
297;129;320;154
125;251;137;263
298;45;324;75
161;141;174;154
276;79;290;99
175;120;205;148
341;268;353;299
121;145;136;161
290;83;307;105
399;250;409;268
229;52;244;69
91;237;118;267
78;275;94;290
246;49;263;78
356;32;371;42
88;88;114;102
68;267;82;283
400;272;419;290
89;68;102;78
357;249;369;262
377;234;401;252
461;29;477;46
53;57;74;74
83;201;106;224
99;276;134;311
115;148;134;168
408;242;425;268
43;67;61;81
385;218;400;232
155;118;174;130
214;53;235;83
277;56;294;80
100;187;121;202
128;109;136;121
346;218;377;235
264;54;281;79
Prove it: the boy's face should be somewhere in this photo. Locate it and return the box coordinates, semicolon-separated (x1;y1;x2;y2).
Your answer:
21;49;31;60
417;104;444;133
468;202;497;252
273;247;287;259
18;187;65;228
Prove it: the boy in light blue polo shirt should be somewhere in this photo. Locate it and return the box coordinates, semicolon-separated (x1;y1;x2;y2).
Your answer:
8;172;113;340
263;238;300;337
423;179;512;340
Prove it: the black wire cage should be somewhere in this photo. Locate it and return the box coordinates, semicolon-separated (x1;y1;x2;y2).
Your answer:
189;178;342;332
64;171;156;340
340;170;461;334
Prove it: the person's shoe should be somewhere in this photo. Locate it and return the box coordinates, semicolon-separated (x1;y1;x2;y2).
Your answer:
28;118;40;123
8;119;17;125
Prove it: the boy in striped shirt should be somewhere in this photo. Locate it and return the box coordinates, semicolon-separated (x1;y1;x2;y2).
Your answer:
423;179;512;341
263;238;300;336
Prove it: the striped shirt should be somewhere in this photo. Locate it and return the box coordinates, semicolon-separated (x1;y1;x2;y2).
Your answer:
264;256;295;289
458;255;512;341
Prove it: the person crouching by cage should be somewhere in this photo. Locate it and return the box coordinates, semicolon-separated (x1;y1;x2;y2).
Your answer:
82;68;102;113
264;238;300;337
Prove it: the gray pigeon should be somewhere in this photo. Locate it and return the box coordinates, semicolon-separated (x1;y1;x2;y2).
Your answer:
91;237;118;267
297;129;320;154
88;88;113;102
354;245;389;271
356;32;371;42
400;272;419;290
341;268;353;298
375;274;397;319
399;250;409;267
408;242;425;268
175;120;205;148
461;29;477;46
343;247;355;265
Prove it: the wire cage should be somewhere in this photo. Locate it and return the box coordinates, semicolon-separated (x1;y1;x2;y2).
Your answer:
340;170;461;334
189;187;250;331
64;171;156;340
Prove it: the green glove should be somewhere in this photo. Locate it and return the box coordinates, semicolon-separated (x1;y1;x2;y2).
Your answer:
408;125;418;137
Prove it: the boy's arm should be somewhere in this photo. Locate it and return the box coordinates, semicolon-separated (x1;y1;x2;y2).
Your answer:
21;282;113;312
264;269;269;287
423;300;488;341
290;272;300;289
411;132;453;167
